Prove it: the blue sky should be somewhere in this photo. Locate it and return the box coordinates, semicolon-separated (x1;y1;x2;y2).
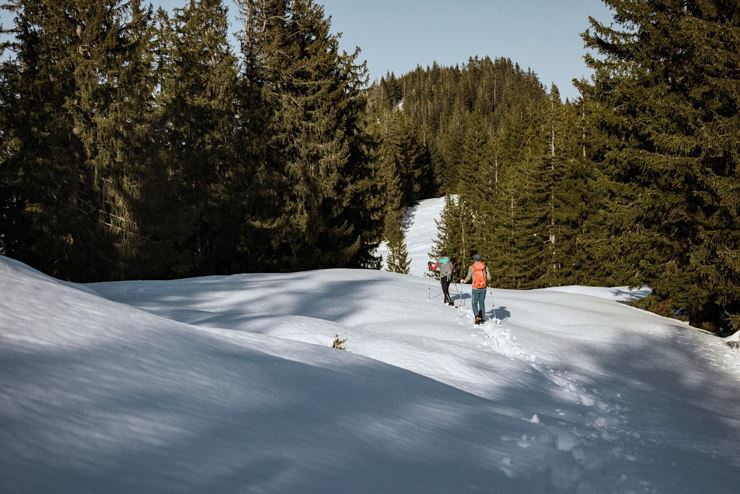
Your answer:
317;0;613;101
163;0;613;100
2;1;613;100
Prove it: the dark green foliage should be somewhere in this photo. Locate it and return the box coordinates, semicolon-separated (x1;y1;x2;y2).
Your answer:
150;0;240;277
430;195;474;274
384;215;410;275
72;0;158;280
0;0;383;280
579;0;739;334
239;0;382;271
373;58;597;289
0;0;150;281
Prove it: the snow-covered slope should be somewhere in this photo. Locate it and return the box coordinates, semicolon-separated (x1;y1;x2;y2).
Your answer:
1;198;739;493
377;195;446;276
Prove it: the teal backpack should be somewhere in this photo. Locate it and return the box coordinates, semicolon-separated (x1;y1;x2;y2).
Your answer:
438;257;453;279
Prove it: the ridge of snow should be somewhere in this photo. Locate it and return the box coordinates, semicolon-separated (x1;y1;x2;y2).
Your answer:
544;285;651;303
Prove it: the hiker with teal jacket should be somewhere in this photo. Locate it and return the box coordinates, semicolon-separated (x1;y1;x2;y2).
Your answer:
461;253;491;324
428;256;455;306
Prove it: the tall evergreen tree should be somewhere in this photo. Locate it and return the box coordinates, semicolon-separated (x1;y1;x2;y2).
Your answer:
67;0;158;279
579;0;739;333
431;195;475;275
384;215;410;275
0;0;116;281
239;0;382;271
153;0;239;277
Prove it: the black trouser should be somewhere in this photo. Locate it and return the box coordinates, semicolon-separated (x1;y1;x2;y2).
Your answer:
440;277;453;304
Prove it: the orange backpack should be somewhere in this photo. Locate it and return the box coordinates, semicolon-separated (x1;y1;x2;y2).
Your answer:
472;261;487;289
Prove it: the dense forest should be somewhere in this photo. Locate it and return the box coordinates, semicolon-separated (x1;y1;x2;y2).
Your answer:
0;0;737;334
0;0;384;280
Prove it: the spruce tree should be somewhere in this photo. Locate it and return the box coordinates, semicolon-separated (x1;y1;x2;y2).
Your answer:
239;0;382;271
65;0;158;279
0;0;113;281
579;0;739;333
384;216;410;275
431;195;474;275
153;0;239;277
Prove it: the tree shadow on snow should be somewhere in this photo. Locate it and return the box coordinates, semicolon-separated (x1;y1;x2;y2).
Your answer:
7;275;739;493
2;319;739;493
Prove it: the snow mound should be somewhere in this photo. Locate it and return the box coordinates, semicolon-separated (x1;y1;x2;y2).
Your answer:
2;249;739;493
544;285;651;302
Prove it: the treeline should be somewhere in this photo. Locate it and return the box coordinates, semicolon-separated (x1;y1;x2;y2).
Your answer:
0;0;383;281
372;1;738;334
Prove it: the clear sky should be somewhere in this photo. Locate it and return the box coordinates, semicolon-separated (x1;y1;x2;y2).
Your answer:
162;0;614;100
1;1;614;101
317;0;614;101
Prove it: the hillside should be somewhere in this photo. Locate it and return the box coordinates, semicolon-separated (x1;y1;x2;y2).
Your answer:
1;199;739;493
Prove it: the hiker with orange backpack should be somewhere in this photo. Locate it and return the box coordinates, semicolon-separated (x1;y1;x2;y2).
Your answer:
460;253;491;324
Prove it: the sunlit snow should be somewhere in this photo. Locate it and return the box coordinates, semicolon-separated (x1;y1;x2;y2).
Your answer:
1;197;739;493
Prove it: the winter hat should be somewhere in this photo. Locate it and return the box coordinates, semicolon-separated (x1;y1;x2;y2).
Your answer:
473;253;481;261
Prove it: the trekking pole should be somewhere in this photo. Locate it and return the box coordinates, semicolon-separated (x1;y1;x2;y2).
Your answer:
427;275;430;300
488;286;493;320
489;286;498;323
457;281;465;308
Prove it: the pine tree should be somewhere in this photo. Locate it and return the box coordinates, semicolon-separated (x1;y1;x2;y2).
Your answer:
153;0;239;277
579;0;739;333
65;0;158;279
431;195;474;275
377;120;405;224
384;216;410;275
0;0;113;281
238;0;382;271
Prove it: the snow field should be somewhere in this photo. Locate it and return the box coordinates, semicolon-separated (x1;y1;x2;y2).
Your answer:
1;196;739;493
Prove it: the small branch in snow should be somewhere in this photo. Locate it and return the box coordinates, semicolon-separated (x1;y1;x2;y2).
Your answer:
332;334;347;351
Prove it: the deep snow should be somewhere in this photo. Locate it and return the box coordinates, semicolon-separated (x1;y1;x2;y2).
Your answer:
1;197;739;494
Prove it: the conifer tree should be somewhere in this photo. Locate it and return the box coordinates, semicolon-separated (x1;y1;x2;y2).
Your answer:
65;0;157;279
154;0;239;276
579;0;739;333
384;216;410;275
431;195;474;275
377;120;405;224
236;0;291;270
239;0;382;271
0;0;113;281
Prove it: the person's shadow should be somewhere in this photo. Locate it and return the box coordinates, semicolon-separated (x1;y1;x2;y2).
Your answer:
452;291;510;322
490;305;510;322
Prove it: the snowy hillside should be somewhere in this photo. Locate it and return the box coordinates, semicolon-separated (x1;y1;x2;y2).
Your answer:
377;195;447;276
1;198;739;493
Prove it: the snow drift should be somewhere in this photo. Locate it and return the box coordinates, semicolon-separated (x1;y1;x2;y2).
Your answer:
1;198;739;493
